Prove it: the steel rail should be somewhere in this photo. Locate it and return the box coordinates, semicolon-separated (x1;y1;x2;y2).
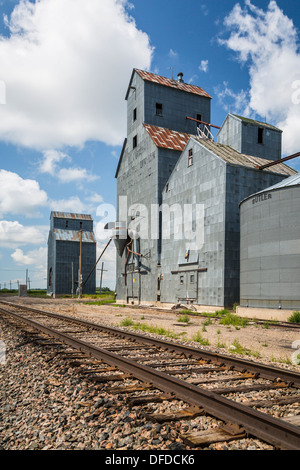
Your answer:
1;300;300;387
1;306;300;450
8;305;300;384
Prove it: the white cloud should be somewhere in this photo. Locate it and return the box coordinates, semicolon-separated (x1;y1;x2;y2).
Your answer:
39;149;99;183
57;167;98;183
85;192;104;204
219;0;300;155
169;49;178;59
0;170;48;217
0;0;153;150
11;247;47;268
214;81;251;116
39;150;71;175
0;220;45;248
199;60;209;73
48;196;87;214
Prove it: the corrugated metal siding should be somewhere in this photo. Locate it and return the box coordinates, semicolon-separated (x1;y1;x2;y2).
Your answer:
256;172;300;191
53;229;96;243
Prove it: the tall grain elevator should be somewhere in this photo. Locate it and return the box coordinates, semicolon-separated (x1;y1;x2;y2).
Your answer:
114;68;296;308
47;211;96;296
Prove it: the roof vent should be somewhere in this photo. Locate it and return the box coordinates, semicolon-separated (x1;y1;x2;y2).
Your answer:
177;72;184;83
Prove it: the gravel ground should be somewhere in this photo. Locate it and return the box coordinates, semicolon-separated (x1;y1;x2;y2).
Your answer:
0;297;299;451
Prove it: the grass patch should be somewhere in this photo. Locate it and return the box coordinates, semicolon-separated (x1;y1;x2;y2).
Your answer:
84;299;116;306
228;339;261;358
177;314;191;323
120;318;179;339
192;331;210;346
288;311;300;323
219;312;248;328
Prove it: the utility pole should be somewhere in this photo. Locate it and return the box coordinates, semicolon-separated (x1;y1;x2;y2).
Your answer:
97;262;107;296
78;230;83;299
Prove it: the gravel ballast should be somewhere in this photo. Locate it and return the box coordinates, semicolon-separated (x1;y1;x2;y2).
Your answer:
0;297;299;451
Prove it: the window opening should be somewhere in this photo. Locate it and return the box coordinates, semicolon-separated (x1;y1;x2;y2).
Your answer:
188;149;193;167
133;108;137;122
196;114;202;128
156;103;163;116
258;127;264;144
133;135;137;148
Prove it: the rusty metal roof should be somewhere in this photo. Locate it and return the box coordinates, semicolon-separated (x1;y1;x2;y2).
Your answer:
53;229;96;243
51;211;93;221
193;137;297;176
131;69;212;99
144;124;191;151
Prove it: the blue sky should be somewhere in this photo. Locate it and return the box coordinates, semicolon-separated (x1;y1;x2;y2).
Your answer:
0;0;300;290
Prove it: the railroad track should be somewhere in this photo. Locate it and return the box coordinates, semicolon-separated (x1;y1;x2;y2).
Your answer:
0;299;300;450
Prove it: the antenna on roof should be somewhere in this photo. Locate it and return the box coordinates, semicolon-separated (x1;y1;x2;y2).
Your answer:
167;66;174;80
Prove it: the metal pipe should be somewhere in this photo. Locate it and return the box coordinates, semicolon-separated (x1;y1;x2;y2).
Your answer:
82;238;112;288
186;116;221;130
257;151;300;170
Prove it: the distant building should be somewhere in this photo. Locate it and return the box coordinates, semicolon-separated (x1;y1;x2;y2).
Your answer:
47;212;96;296
113;68;296;308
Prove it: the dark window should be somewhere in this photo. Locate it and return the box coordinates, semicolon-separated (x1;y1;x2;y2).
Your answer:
49;268;52;287
133;135;137;148
156;103;163;116
65;220;68;228
190;274;195;284
188;148;193;167
180;275;184;285
133;108;137;122
196;113;202;128
258;127;264;144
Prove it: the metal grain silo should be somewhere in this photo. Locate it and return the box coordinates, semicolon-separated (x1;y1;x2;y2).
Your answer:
239;173;300;312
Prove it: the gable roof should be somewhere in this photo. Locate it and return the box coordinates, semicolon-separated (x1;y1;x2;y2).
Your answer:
126;68;212;100
144;124;191;151
230;114;282;132
193;137;296;176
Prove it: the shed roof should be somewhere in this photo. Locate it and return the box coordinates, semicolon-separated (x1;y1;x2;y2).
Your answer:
193;137;296;176
144;124;191;151
126;69;211;100
53;229;96;243
51;212;93;221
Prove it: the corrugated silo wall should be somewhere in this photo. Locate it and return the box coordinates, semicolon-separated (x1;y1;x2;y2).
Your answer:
55;240;96;295
240;186;300;309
